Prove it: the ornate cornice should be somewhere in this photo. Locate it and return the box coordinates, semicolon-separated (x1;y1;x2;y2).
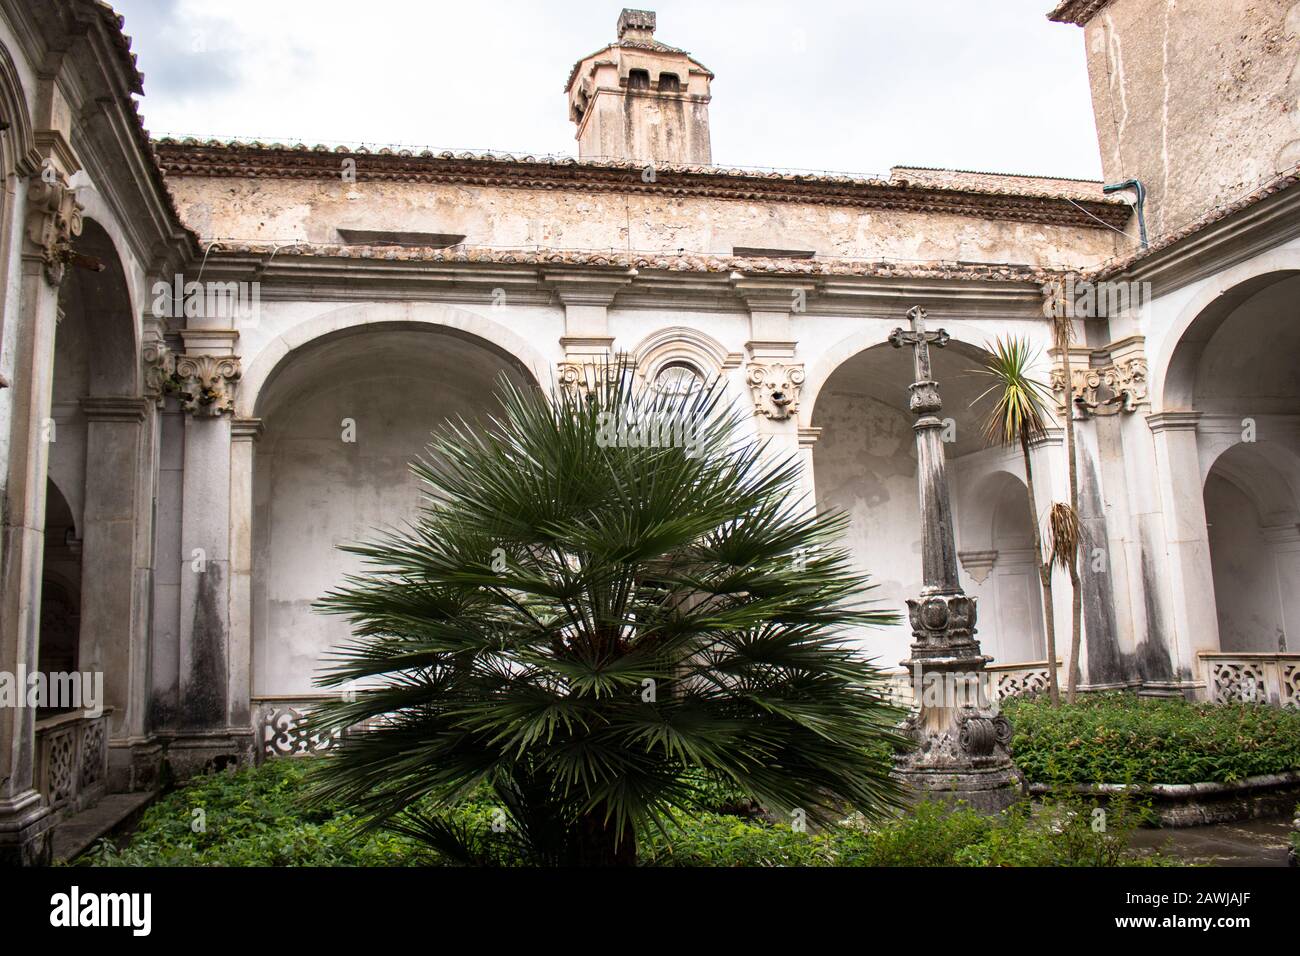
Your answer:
153;140;1130;230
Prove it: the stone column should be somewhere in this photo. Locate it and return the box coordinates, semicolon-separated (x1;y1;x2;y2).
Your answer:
1147;411;1217;695
169;329;248;774
889;307;1022;812
0;167;82;864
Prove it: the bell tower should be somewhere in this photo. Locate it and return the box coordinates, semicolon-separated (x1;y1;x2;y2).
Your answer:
565;9;713;166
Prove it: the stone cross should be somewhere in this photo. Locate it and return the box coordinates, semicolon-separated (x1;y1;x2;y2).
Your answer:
888;306;958;594
888;306;1022;812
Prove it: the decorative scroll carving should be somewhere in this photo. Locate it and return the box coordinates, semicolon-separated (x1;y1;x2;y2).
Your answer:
173;353;241;415
557;358;623;397
80;718;107;789
746;361;804;420
1205;656;1299;708
1211;660;1266;704
994;668;1052;700
45;729;75;809
1051;358;1148;416
26;164;84;285
142;341;176;405
258;705;341;759
1282;664;1300;709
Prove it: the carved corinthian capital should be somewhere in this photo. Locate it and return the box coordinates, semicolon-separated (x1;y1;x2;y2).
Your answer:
1050;357;1148;416
173;353;242;416
27;164;84;285
746;361;804;420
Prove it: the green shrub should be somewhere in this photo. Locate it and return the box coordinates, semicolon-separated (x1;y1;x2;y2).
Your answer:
86;758;1175;867
80;759;426;867
1004;692;1300;785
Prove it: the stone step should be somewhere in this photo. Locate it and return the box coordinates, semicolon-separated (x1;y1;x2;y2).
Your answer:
51;792;156;864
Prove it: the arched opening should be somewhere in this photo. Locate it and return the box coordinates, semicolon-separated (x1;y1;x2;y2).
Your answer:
251;323;536;696
957;471;1047;664
42;217;140;730
810;339;1034;667
38;480;81;688
1161;269;1300;659
1204;443;1300;653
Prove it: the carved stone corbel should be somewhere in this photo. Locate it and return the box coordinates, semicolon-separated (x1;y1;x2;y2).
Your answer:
26;163;83;285
173;354;242;416
746;361;804;420
142;341;176;406
1050;357;1148;416
557;357;623;398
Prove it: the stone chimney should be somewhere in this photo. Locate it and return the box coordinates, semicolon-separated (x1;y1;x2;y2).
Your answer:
565;9;713;166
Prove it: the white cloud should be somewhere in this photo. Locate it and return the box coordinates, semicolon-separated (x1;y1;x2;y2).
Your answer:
114;0;1103;179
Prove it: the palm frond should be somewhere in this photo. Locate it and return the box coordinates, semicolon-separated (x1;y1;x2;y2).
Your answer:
306;357;906;863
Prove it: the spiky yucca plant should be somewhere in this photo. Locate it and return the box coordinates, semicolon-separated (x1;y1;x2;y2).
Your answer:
973;337;1062;705
307;364;904;865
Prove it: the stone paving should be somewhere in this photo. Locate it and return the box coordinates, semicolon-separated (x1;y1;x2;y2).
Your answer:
1127;814;1296;867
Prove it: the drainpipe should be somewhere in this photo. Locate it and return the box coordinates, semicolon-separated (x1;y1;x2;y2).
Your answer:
1102;178;1148;249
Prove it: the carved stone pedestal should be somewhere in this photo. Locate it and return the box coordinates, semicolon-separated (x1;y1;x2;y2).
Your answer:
888;308;1025;814
891;592;1025;813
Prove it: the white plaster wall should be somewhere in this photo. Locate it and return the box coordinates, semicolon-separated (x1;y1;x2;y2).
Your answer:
1204;473;1285;652
252;327;531;696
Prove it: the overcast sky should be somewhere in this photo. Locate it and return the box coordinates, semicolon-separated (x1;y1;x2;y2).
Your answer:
111;0;1104;181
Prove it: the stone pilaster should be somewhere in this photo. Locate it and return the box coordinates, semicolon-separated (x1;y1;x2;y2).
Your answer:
0;165;82;864
1145;411;1215;696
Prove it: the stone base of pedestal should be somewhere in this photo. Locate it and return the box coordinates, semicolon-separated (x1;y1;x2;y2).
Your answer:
893;763;1026;814
0;789;54;866
156;728;255;782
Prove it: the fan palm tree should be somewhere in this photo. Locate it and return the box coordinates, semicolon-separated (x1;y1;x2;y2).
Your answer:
972;337;1061;705
307;363;905;865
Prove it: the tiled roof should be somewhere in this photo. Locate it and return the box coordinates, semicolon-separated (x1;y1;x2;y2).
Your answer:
154;139;1132;230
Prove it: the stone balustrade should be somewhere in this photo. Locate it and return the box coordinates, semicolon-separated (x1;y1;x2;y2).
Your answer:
33;709;111;818
1200;653;1300;708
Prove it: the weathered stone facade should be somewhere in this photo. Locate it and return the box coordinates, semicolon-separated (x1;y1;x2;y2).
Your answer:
0;1;1297;863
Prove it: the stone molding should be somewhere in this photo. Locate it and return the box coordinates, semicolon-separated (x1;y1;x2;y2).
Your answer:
1146;411;1202;434
80;396;150;423
958;549;998;584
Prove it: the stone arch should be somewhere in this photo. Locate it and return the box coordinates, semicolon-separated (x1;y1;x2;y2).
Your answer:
628;326;743;387
46;216;145;738
249;319;541;697
1203;441;1300;653
955;468;1046;664
809;334;1019;671
63;217;141;395
240;302;549;418
1155;251;1300;412
0;40;40;175
802;320;1015;428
